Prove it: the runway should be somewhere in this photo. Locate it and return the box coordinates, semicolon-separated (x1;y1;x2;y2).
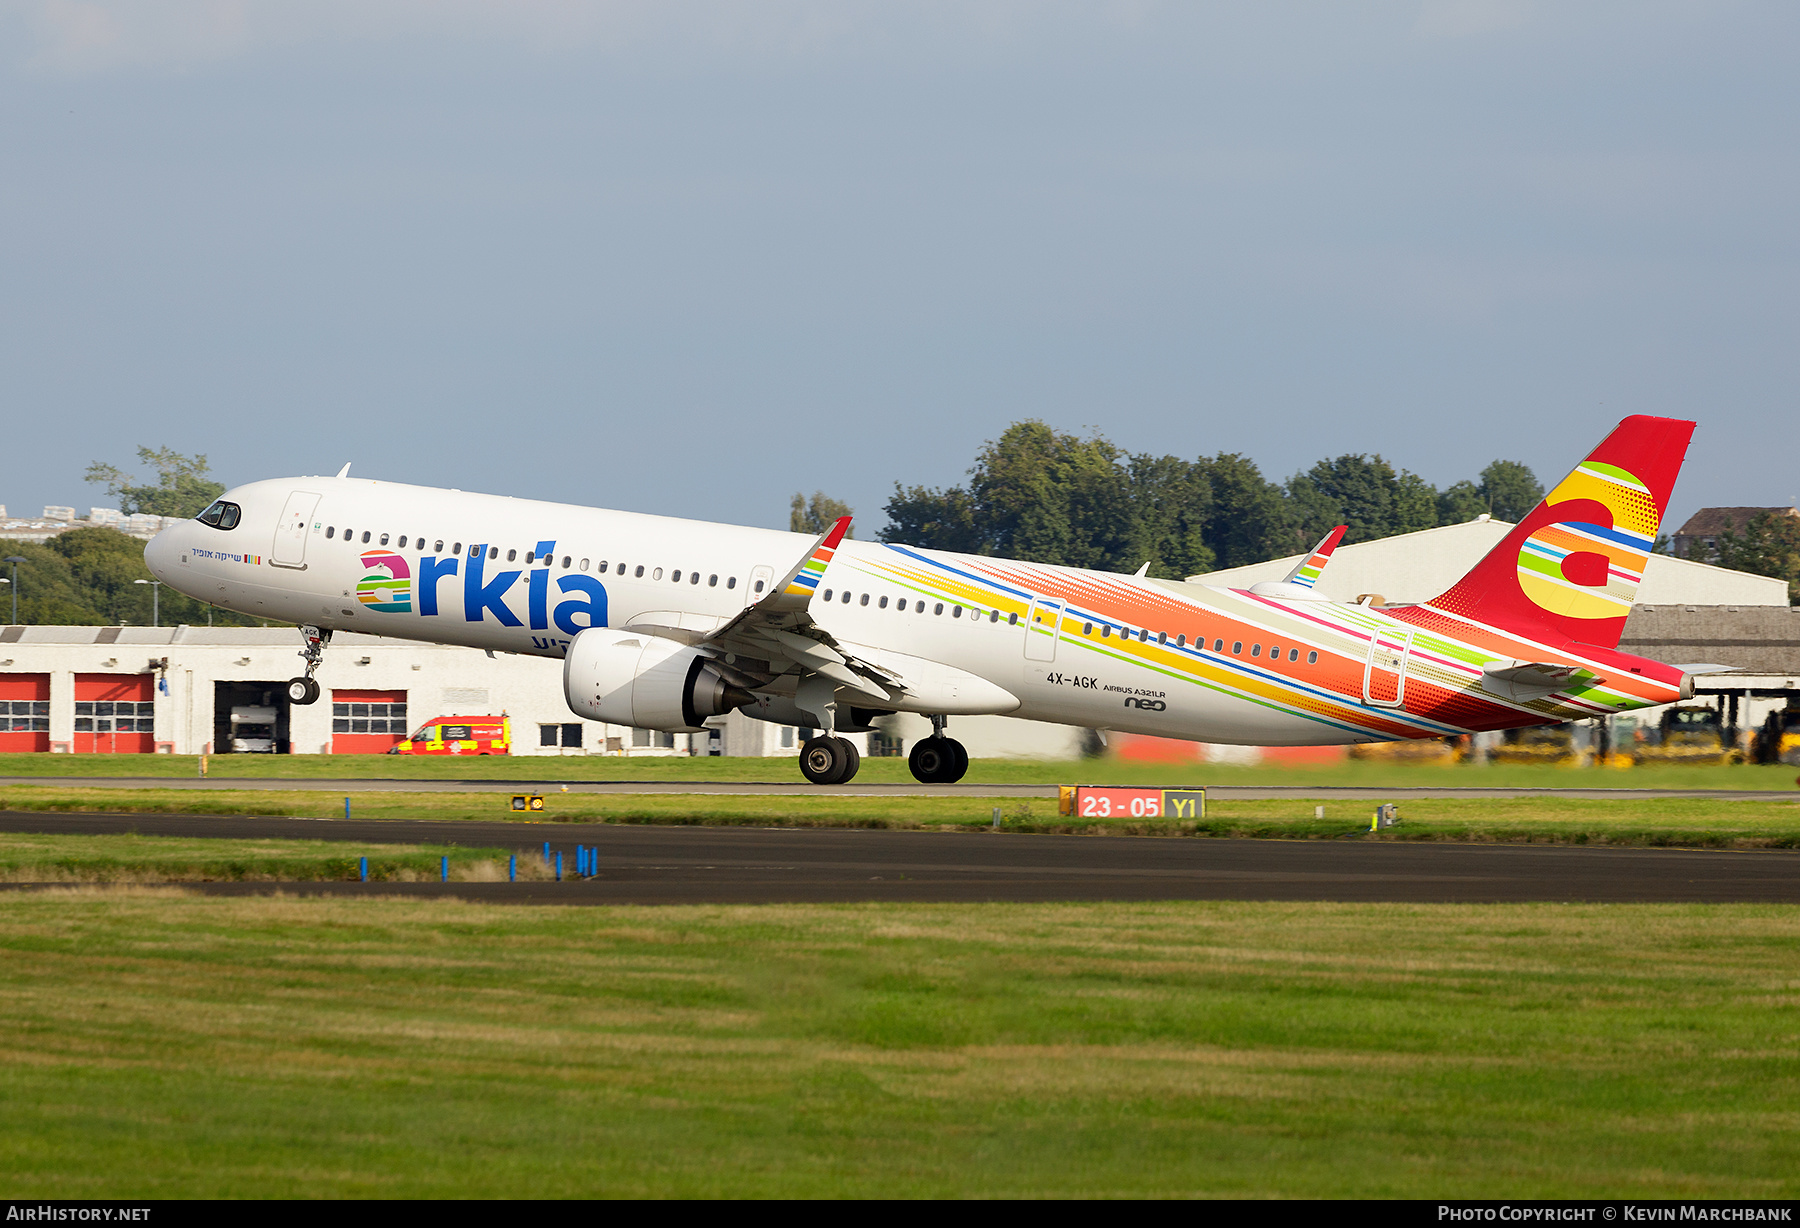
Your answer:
3;775;1796;801
4;809;1799;905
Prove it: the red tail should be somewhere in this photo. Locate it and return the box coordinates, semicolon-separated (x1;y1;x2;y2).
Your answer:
1426;415;1695;650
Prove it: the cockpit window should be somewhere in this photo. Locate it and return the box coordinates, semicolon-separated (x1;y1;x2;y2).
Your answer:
196;500;241;530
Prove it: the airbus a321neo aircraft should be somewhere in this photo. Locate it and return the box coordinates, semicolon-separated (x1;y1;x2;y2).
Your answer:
146;415;1717;785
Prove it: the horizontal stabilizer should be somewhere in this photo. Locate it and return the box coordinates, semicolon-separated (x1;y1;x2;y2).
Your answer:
1674;663;1737;675
1481;660;1602;702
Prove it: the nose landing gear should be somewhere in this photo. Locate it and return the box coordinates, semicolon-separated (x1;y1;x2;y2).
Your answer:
285;625;330;705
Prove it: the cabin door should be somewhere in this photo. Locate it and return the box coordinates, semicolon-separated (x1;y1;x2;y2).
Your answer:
1362;624;1415;708
271;491;320;570
1024;598;1062;662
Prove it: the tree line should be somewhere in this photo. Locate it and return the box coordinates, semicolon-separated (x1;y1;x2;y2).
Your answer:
870;420;1545;579
4;448;263;628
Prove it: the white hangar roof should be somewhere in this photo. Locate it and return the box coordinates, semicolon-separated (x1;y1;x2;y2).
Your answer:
1187;518;1790;609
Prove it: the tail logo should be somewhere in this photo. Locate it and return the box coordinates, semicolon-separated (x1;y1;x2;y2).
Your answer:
1515;460;1657;620
356;550;413;613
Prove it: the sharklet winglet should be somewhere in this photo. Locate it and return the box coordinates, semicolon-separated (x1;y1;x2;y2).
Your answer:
1283;525;1346;590
765;515;853;610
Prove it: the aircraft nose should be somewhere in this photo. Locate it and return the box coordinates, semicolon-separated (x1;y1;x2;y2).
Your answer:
142;527;179;580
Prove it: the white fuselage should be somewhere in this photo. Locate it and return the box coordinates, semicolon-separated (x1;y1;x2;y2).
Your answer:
145;475;1680;746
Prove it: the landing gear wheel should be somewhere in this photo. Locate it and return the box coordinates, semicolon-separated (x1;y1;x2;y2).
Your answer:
286;677;320;705
799;736;860;785
909;736;968;784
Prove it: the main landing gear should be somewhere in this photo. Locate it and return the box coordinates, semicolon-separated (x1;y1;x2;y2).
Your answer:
285;624;330;705
908;715;968;784
799;735;861;785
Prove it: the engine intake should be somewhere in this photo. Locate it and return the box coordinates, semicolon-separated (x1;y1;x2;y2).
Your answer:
564;629;752;732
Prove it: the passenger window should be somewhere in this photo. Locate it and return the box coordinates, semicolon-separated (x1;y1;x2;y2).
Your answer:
453;543;462;555
507;549;517;562
934;603;944;615
579;559;590;571
823;589;832;601
563;557;571;569
380;534;390;546
1269;644;1280;657
1009;613;1018;626
754;579;764;593
398;536;408;548
1289;648;1300;661
618;564;627;575
952;605;962;618
673;570;682;583
1083;622;1094;635
729;577;737;589
1213;639;1224;652
860;593;869;606
1102;626;1111;638
635;566;645;578
653;568;662;580
525;551;535;563
842;591;851;603
1307;651;1318;664
690;571;699;584
1232;641;1242;654
1251;644;1262;657
1158;632;1166;645
597;560;608;572
878;595;888;608
434;540;444;553
1177;634;1186;647
326;527;336;539
709;574;718;586
1139;629;1148;643
989;610;998;622
915;600;924;613
363;532;372;544
489;546;498;560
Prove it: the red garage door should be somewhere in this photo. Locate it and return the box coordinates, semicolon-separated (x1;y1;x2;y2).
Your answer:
332;689;409;754
0;674;50;753
75;674;155;754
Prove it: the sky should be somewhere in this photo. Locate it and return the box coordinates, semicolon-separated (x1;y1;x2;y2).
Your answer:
1;0;1794;539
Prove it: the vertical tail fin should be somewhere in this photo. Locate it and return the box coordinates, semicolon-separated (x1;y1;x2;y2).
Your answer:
1425;415;1695;650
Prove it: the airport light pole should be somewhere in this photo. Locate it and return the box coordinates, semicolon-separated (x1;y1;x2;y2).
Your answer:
4;557;24;625
134;578;163;628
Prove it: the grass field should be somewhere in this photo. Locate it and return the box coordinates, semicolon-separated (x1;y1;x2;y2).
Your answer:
7;784;1800;847
0;831;534;882
2;750;1796;792
0;892;1795;1197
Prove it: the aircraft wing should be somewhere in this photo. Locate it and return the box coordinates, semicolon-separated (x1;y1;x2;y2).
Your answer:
692;516;905;702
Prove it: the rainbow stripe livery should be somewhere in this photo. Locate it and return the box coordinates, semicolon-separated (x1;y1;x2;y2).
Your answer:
355;550;413;613
783;516;851;600
145;414;1702;785
1515;461;1655;621
1283;525;1346;590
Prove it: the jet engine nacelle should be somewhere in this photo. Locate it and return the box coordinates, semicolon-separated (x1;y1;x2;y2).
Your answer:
563;628;751;733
